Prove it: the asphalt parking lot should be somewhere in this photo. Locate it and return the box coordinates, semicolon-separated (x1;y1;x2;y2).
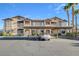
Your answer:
0;38;79;56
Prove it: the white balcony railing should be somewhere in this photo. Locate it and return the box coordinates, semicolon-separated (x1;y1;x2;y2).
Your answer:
23;22;73;27
24;24;72;27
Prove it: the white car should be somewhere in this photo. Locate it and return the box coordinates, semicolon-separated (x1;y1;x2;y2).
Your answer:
40;34;51;41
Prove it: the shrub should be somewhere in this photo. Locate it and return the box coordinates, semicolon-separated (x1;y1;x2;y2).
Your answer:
53;33;61;36
53;34;57;36
0;32;2;36
9;32;13;36
17;34;23;36
66;32;77;36
2;32;7;36
32;32;38;36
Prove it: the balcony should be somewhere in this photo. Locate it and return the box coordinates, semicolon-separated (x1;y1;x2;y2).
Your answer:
17;23;24;29
24;21;73;28
24;24;72;27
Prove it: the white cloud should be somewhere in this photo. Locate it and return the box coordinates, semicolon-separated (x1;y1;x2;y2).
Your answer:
55;4;66;11
55;4;66;14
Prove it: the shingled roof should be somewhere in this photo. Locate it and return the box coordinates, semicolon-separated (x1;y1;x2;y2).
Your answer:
3;16;67;22
50;16;67;22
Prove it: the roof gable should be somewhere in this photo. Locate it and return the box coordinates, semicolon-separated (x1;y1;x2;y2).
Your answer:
3;16;67;22
50;16;67;22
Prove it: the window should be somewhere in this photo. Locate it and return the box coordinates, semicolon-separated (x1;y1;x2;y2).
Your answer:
46;30;50;34
46;22;50;25
18;30;23;33
32;22;44;26
40;29;44;35
6;21;11;26
51;22;56;24
61;31;65;34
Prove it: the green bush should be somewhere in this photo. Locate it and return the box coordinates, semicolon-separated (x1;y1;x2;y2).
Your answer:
76;32;79;35
2;32;7;36
32;32;38;36
53;33;61;36
53;34;57;36
0;32;2;36
17;34;23;36
66;32;78;36
9;32;13;36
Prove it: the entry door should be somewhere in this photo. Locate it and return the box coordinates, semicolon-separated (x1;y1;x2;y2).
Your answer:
26;31;29;34
40;30;44;35
25;30;29;36
46;30;50;34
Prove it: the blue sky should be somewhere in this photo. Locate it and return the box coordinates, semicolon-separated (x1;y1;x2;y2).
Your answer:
0;3;79;29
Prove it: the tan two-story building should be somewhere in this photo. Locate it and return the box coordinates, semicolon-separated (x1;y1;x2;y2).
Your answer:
3;16;72;36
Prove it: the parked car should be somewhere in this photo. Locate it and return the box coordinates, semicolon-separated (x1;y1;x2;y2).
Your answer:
40;34;51;41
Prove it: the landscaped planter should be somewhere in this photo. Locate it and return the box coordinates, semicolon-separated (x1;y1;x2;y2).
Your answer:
0;36;51;41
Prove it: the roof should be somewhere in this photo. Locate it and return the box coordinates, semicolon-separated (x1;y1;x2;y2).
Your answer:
31;19;44;22
50;16;67;22
12;16;32;20
3;16;67;22
3;18;12;21
12;16;25;19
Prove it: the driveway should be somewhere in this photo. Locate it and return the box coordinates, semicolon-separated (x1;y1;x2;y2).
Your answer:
0;38;79;56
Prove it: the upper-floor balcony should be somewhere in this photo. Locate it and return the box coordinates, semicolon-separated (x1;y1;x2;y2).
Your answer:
24;21;72;27
17;23;24;29
24;24;72;27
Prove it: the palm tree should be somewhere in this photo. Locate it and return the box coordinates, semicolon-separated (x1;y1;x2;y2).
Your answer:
65;3;78;32
64;5;70;26
72;3;75;32
69;3;78;32
63;3;78;39
64;5;71;32
74;9;79;37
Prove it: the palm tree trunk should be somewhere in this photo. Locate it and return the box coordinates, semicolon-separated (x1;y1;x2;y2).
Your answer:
75;15;77;38
72;5;75;37
67;10;70;32
67;10;70;26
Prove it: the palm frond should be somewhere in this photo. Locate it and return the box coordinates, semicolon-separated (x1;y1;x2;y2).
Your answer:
74;9;79;15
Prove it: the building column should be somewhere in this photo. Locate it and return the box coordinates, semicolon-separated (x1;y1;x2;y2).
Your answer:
50;29;51;35
57;29;59;39
30;20;31;26
50;21;51;25
4;20;6;32
23;20;25;26
30;29;31;35
24;29;25;36
44;20;46;26
44;29;46;34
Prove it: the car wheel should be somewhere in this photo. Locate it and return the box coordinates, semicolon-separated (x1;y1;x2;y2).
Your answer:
48;39;50;40
42;39;45;41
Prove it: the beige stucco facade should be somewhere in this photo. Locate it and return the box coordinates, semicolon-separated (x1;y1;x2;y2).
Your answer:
3;16;72;36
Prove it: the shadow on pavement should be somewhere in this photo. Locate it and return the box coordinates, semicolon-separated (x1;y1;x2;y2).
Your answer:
0;37;45;41
58;35;79;41
72;43;79;47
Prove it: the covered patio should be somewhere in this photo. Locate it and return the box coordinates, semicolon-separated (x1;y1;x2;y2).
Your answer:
24;26;72;37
